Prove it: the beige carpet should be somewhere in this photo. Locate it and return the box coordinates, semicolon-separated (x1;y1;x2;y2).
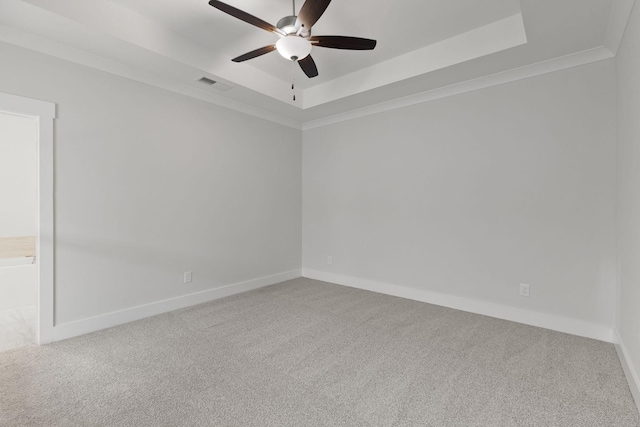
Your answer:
1;278;638;426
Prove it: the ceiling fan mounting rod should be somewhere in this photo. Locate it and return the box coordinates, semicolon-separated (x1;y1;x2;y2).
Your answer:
292;0;295;17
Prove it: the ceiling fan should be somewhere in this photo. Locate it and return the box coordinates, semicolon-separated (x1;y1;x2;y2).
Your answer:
208;0;377;79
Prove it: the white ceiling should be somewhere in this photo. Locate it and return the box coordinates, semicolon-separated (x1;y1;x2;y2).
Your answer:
0;0;634;128
109;0;522;86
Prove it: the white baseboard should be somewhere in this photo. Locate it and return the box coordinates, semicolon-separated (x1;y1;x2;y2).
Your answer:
302;269;614;343
51;269;302;342
614;330;640;414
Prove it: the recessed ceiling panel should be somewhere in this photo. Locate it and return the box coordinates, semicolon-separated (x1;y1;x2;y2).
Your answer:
0;0;622;126
111;0;522;88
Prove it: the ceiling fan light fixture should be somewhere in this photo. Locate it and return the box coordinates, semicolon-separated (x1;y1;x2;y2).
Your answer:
209;0;377;79
276;36;312;61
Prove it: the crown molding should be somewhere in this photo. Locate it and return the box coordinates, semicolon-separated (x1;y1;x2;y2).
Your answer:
1;0;626;133
604;0;636;55
20;0;298;108
0;24;303;130
302;13;527;109
302;46;614;130
0;21;616;133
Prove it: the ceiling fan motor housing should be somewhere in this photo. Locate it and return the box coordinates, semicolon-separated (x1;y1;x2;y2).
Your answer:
277;15;310;37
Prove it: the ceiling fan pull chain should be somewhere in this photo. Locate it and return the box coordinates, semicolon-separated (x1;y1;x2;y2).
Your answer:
291;60;296;101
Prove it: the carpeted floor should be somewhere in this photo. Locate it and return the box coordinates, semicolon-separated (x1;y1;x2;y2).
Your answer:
1;278;638;426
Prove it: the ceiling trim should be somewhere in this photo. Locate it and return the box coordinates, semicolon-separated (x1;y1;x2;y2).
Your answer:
0;19;616;133
19;0;299;107
303;13;527;109
604;0;636;55
302;46;614;131
0;24;303;130
0;0;626;132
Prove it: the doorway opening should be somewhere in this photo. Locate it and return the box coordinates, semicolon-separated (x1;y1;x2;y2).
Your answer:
0;111;38;351
0;92;55;349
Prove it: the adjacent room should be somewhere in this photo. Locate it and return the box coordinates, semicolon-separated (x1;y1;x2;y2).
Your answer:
0;111;38;352
0;0;639;425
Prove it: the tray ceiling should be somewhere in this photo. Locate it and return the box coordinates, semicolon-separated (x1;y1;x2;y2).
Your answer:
0;0;632;128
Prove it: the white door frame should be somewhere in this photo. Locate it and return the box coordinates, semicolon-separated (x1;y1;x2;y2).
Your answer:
0;92;55;345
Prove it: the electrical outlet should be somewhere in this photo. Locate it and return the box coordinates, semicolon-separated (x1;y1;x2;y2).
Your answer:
184;271;192;284
519;283;530;297
327;256;332;265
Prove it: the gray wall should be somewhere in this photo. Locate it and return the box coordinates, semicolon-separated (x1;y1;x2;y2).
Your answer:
0;36;624;343
0;42;302;325
303;59;617;326
616;0;640;395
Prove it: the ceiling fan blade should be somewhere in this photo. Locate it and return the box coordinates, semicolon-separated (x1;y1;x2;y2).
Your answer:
310;36;377;50
209;0;285;36
298;55;319;78
232;45;277;62
295;0;332;30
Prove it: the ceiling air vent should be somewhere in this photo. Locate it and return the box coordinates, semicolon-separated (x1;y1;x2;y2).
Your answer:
197;77;232;91
198;77;216;85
